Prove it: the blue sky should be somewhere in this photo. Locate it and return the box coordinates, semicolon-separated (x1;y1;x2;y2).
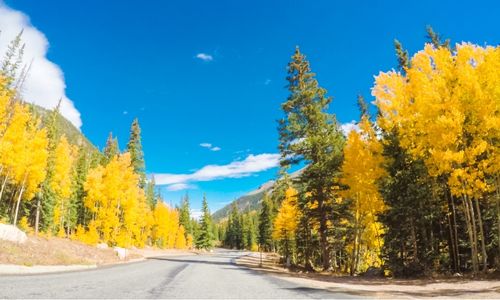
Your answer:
1;0;499;214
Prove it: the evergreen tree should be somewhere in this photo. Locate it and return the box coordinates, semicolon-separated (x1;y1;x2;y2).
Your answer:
225;203;243;249
72;146;92;226
126;118;146;188
258;195;273;252
1;30;24;85
195;195;213;250
36;103;61;234
178;193;193;239
102;132;119;165
393;40;410;71
278;46;345;270
145;175;157;209
425;25;450;49
378;133;439;276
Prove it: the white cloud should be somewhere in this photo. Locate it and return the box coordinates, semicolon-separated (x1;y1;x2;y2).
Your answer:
153;153;280;190
165;183;197;191
200;142;221;152
190;209;203;221
0;3;82;128
341;121;360;136
196;53;213;62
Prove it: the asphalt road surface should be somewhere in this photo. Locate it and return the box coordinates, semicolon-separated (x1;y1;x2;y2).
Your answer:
0;249;358;299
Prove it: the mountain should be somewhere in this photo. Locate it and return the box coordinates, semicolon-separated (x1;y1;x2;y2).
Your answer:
212;179;275;222
212;169;302;222
30;104;98;153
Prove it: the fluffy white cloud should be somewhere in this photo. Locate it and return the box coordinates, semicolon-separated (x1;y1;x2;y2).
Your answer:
196;53;213;62
341;121;360;136
0;3;82;128
210;146;221;152
154;153;280;190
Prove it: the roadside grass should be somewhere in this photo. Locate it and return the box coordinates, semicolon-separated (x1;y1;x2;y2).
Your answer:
0;235;121;266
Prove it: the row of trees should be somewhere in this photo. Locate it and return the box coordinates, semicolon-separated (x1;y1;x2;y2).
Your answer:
0;33;200;250
219;203;259;251
218;28;499;277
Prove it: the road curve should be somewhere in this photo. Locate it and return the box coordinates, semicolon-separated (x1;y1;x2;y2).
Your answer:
0;249;357;299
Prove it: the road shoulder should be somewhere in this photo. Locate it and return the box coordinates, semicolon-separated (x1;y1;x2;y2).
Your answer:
235;252;500;299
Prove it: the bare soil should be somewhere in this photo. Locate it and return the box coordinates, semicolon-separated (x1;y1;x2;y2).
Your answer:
236;252;500;299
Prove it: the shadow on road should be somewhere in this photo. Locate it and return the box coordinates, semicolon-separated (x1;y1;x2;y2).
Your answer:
148;257;235;267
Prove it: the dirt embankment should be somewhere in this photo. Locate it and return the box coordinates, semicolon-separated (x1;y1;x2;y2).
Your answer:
0;236;124;266
0;236;194;267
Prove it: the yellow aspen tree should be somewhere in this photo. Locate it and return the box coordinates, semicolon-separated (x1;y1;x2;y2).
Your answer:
273;188;300;264
84;153;144;247
12;115;49;225
51;136;77;236
0;75;13;135
373;42;500;274
175;225;187;249
341;116;386;274
152;202;170;248
0;102;30;203
151;202;184;249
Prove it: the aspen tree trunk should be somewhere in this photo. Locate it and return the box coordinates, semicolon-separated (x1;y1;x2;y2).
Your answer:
0;173;9;202
466;196;480;272
350;195;359;276
462;196;479;273
13;181;26;226
446;189;459;272
35;197;41;235
451;194;460;271
495;176;500;267
447;213;457;271
474;198;488;272
410;218;418;260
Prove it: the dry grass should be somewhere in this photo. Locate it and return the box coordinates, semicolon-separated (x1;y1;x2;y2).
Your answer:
0;236;130;266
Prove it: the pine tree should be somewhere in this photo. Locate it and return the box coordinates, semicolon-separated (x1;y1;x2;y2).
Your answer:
102;132;119;165
146;175;157;209
1;30;25;85
258;195;273;252
195;195;213;250
178;193;193;239
425;25;450;49
278;46;345;270
225;203;243;249
126;118;146;188
35;103;61;233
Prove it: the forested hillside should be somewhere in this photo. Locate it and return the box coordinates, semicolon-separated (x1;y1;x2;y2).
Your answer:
212;181;273;222
32;104;96;154
0;33;215;251
212;170;302;222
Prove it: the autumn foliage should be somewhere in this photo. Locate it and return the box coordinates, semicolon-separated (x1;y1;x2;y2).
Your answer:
0;39;191;250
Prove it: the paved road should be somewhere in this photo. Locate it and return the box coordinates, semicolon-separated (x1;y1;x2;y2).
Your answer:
0;249;357;299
